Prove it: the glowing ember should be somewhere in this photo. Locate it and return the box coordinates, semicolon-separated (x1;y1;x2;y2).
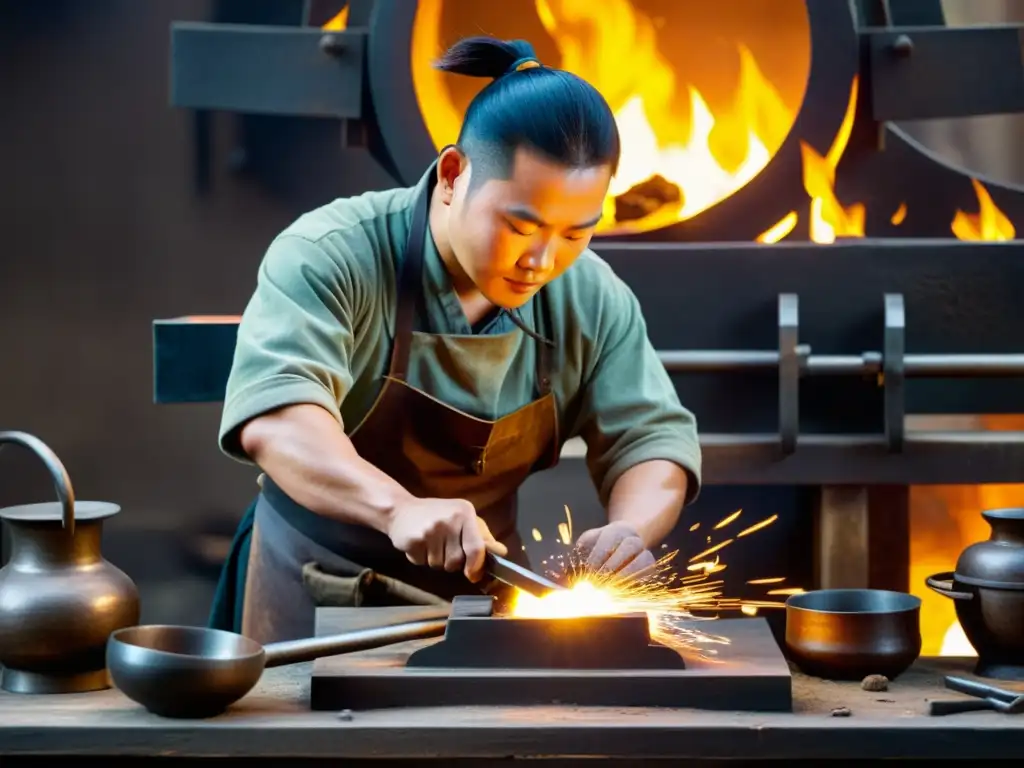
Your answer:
508;507;801;658
756;212;798;244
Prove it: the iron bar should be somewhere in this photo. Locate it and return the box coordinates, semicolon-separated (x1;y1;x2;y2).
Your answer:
657;350;1024;378
700;430;1024;486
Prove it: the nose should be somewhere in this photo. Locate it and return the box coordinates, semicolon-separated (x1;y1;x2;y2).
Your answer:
518;238;557;273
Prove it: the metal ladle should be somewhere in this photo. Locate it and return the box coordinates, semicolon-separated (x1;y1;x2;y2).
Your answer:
107;608;450;718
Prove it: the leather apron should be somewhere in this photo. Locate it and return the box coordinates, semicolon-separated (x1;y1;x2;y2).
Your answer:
238;170;561;644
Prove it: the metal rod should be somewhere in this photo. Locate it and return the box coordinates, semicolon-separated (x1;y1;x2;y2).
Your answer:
903;354;1024;377
700;431;1024;447
658;350;1024;378
262;615;450;667
657;350;779;371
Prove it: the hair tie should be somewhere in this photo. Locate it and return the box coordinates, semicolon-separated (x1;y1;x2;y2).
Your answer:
507;57;541;76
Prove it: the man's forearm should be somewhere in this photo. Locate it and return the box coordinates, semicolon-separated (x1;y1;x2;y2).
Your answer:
239;403;413;534
606;459;689;548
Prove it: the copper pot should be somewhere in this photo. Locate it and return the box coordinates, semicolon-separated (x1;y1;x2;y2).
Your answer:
0;431;140;693
925;508;1024;681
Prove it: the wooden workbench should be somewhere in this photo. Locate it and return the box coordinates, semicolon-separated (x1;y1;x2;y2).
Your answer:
1;621;1023;763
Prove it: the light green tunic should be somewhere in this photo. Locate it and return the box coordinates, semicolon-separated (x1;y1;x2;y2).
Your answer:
220;168;703;506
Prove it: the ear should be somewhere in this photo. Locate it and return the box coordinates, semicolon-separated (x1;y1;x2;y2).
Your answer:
436;145;467;205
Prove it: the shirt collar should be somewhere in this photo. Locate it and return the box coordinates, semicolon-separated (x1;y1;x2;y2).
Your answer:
408;161;532;336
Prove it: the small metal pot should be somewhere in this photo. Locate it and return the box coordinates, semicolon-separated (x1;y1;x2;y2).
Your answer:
925;508;1024;680
785;589;921;681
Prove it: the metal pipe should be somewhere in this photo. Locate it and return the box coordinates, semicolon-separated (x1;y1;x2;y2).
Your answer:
263;616;449;667
903;354;1024;377
699;431;1024;447
658;350;779;371
658;350;1024;378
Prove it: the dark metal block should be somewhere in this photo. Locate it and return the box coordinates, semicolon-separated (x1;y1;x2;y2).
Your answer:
866;25;1024;121
701;432;1024;486
152;317;240;404
406;613;686;671
170;22;365;118
312;608;792;712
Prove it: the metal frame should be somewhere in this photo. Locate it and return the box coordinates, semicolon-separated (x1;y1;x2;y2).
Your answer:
152;240;1024;487
866;25;1024;122
170;22;367;118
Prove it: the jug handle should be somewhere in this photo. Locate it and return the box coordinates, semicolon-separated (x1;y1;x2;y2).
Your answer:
0;431;75;536
925;571;973;601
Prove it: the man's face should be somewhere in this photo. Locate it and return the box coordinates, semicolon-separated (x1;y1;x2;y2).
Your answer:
438;147;612;309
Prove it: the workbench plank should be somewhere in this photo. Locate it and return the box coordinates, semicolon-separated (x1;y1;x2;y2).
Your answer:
1;604;1023;759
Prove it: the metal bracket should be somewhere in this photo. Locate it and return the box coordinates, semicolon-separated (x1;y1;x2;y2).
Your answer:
778;294;801;456
883;294;906;452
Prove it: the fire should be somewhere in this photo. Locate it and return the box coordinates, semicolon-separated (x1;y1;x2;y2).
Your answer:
410;0;806;235
751;72;864;245
509;508;800;658
321;7;348;30
535;0;797;233
799;76;864;244
952;179;1016;241
911;415;1024;657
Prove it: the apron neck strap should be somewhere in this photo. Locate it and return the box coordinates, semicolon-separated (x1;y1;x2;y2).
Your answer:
388;170;435;380
388;166;555;396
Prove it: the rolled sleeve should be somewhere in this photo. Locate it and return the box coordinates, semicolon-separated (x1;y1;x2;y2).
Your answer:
574;279;702;507
219;235;359;462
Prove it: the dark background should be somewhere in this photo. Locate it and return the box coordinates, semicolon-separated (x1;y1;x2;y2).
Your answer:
0;1;811;628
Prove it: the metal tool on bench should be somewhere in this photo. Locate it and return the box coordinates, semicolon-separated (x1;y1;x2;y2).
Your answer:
485;552;564;597
928;675;1024;716
107;606;452;719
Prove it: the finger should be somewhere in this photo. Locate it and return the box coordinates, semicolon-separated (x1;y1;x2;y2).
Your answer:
586;528;624;572
600;536;646;574
462;518;487;582
426;532;446;570
405;541;427;567
477;517;508;557
444;529;465;573
574;527;601;555
619;549;658;579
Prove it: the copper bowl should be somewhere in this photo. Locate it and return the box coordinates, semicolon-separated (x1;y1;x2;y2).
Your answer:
785;589;922;681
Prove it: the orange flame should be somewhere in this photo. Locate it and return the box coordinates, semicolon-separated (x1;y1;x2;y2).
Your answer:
411;0;807;235
534;0;798;233
799;76;864;244
321;7;349;30
952;179;1016;241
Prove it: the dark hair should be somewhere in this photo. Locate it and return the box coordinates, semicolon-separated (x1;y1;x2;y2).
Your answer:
433;36;620;185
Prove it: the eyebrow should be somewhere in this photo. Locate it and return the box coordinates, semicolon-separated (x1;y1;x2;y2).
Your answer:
504;205;603;231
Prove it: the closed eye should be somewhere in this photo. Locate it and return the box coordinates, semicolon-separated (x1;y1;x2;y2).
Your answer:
504;219;534;236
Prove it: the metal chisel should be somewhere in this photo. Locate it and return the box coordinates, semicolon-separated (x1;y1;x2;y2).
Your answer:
485;552;564;597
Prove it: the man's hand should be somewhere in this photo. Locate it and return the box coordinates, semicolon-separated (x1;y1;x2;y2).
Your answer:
574;522;657;578
386;498;508;582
